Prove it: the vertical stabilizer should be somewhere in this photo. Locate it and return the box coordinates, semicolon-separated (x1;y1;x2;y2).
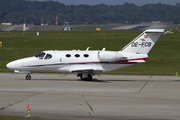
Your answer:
121;29;165;54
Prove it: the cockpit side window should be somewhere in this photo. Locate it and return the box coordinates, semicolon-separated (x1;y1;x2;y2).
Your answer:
44;54;52;60
34;52;45;59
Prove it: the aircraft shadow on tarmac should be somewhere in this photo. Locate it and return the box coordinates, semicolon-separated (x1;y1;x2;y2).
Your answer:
173;80;180;82
17;78;138;83
16;78;180;84
18;78;111;83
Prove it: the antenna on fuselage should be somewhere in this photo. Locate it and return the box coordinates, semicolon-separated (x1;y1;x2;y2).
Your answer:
102;48;106;51
86;47;92;51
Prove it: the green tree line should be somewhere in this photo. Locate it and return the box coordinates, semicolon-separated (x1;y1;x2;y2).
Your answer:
0;0;180;25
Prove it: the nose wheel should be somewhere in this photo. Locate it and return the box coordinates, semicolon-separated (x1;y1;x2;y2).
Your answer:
26;74;31;80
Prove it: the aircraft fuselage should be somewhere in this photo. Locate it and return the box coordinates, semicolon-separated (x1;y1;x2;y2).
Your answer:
6;29;167;80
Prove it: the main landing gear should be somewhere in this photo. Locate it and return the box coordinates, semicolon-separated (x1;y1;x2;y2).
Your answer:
77;73;93;81
26;73;31;80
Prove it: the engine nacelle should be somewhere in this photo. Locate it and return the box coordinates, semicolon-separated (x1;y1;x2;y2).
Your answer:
98;51;123;62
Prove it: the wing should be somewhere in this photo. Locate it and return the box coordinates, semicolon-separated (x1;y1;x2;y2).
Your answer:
71;68;103;75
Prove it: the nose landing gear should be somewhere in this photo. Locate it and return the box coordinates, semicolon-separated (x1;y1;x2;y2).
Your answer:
26;73;31;80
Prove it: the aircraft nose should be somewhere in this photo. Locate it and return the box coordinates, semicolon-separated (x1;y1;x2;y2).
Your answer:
6;62;14;70
6;61;18;70
6;57;34;70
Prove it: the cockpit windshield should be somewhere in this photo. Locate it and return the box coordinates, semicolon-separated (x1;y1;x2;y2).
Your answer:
34;52;45;59
44;54;52;60
34;52;52;60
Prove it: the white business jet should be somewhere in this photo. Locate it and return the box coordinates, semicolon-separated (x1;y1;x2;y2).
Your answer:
7;29;166;80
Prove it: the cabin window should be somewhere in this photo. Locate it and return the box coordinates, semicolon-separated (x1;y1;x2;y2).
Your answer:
84;54;89;58
75;54;80;57
66;54;71;58
34;52;45;59
44;54;52;60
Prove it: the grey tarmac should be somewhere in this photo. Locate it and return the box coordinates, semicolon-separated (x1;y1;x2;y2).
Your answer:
0;73;180;120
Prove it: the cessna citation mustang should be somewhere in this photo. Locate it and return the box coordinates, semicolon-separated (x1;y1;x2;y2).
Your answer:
7;29;166;81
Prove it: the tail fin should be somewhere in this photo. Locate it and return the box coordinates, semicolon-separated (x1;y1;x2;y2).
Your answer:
120;29;165;54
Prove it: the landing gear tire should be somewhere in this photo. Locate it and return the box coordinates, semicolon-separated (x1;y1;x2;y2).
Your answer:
79;74;92;81
80;74;86;80
26;74;31;80
87;74;92;81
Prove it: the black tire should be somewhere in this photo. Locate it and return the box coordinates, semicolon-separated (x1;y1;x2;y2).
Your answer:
26;74;31;80
80;74;86;80
86;74;92;81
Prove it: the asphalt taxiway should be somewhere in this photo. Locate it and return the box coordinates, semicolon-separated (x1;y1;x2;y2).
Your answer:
0;73;180;120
